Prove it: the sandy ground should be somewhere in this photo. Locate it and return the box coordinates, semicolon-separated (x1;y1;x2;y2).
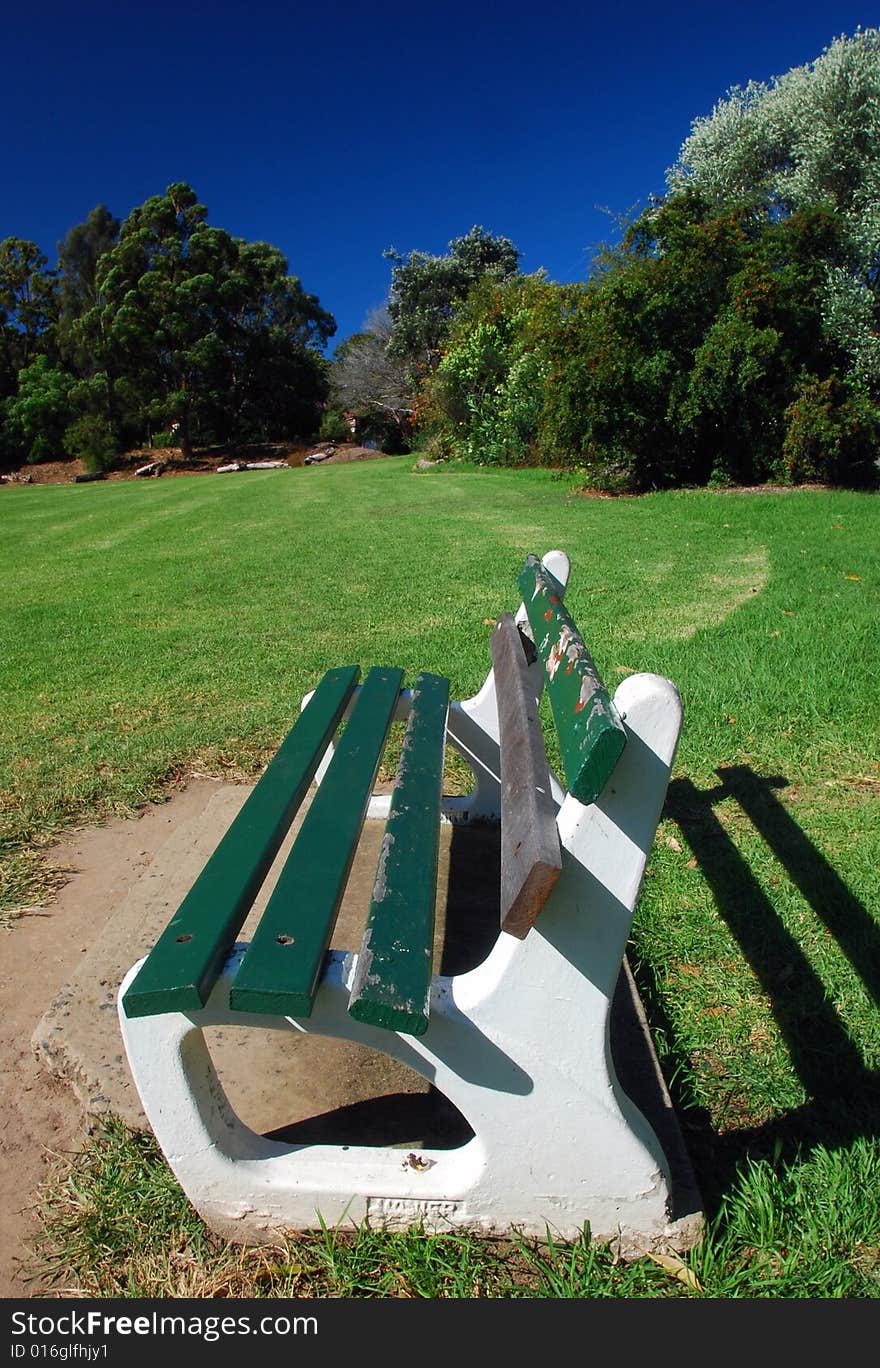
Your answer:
0;782;227;1297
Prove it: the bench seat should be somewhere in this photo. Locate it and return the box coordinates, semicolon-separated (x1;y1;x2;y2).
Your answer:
123;667;450;1034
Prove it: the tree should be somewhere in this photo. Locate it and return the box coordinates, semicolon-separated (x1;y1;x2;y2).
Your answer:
385;225;520;372
75;183;335;454
529;190;875;489
0;239;58;400
667;28;880;384
330;307;413;446
205;237;334;442
419;273;561;464
56;204;120;366
1;356;75;463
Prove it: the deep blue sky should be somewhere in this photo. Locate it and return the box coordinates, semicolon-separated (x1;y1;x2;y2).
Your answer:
4;2;875;349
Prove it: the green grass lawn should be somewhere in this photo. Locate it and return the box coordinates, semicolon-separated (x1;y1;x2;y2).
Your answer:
2;457;879;1297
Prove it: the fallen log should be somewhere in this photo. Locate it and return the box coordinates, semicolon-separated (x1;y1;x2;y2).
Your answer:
216;460;288;473
135;461;164;477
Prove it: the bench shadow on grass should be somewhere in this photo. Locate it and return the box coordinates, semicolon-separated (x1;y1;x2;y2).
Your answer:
644;766;880;1213
267;780;880;1214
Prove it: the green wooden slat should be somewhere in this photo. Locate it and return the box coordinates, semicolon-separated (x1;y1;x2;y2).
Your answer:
519;553;626;805
121;665;361;1018
229;666;404;1017
348;672;450;1035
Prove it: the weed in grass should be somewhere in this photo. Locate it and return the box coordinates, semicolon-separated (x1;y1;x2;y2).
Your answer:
509;1227;698;1298
692;1137;880;1297
307;1215;527;1298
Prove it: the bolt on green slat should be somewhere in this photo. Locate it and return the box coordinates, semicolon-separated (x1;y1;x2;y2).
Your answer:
519;553;625;805
121;664;361;1018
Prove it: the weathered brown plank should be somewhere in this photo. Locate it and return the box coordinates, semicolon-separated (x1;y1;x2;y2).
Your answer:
491;612;562;938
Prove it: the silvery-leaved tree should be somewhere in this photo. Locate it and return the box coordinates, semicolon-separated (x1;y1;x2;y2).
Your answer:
667;28;880;385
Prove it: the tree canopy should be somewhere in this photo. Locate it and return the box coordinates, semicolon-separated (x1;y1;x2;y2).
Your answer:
385;225;520;371
0;183;335;468
57;206;119;334
0;238;58;400
2;35;877;491
76;183;335;456
667;27;880;381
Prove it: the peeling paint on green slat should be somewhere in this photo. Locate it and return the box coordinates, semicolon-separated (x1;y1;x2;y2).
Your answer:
348;672;450;1036
121;665;361;1018
229;666;404;1017
518;553;625;805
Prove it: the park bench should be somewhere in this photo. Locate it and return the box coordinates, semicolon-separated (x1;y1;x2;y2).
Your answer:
118;550;695;1252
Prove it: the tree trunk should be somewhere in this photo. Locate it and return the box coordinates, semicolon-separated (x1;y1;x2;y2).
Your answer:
178;410;193;462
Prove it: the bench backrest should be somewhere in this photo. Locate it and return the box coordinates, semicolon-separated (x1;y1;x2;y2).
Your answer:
518;553;625;806
490;553;627;939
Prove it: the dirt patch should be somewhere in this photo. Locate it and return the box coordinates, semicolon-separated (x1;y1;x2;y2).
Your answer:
0;443;395;487
0;779;491;1296
0;781;226;1297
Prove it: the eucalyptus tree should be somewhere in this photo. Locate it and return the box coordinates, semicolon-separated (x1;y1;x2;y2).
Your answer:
0;238;58;399
56;204;120;366
77;182;335;455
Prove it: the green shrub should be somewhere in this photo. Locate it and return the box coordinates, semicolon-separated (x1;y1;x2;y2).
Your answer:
63;414;118;473
2;358;77;464
420;274;563;466
782;374;880;487
317;407;353;443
